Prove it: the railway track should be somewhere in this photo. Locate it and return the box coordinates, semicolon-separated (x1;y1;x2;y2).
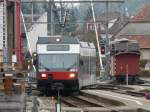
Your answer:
61;92;124;112
33;91;126;112
26;84;148;112
113;89;145;97
84;84;146;97
117;90;145;97
61;95;103;107
25;89;144;112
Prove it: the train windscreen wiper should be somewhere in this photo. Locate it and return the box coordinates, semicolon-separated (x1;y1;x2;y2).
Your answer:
66;63;77;71
39;62;51;71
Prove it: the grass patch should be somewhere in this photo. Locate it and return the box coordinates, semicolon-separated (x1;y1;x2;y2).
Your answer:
137;108;150;112
139;70;150;78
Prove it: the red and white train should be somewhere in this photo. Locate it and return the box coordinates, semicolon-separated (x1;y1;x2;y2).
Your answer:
33;36;96;93
110;38;140;84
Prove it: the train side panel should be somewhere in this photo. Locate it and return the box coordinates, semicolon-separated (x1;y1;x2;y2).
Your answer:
79;42;96;88
115;53;140;76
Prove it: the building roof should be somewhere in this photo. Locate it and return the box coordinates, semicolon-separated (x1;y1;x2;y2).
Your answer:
133;3;150;21
115;22;150;37
37;36;79;44
87;12;129;35
114;4;150;49
96;12;122;22
128;36;150;49
115;3;150;37
115;22;150;49
117;35;150;49
98;12;128;34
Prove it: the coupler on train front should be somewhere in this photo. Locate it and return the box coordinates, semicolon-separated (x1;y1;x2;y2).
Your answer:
37;79;79;95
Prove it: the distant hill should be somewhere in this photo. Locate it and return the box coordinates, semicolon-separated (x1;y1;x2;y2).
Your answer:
125;0;150;16
77;0;150;21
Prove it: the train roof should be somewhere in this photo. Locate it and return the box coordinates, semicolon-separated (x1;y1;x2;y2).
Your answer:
37;36;79;44
110;38;138;44
80;41;95;49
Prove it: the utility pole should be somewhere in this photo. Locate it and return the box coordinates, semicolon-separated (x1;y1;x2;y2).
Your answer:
90;0;124;79
104;0;124;80
50;0;54;35
105;0;110;79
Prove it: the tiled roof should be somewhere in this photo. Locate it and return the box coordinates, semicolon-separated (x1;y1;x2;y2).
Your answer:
96;12;122;22
133;3;150;21
118;35;150;49
115;4;150;49
115;22;150;37
87;12;129;34
98;12;129;34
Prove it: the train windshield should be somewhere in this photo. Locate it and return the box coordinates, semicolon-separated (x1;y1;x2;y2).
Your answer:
38;54;79;71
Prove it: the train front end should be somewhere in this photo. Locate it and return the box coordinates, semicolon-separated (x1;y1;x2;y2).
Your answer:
35;36;80;93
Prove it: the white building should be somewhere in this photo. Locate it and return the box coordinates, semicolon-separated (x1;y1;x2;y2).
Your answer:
26;13;48;54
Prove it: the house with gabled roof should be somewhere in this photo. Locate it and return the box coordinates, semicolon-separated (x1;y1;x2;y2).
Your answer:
87;12;129;39
114;3;150;61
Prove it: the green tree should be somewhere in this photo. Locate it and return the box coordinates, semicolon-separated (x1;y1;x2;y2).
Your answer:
84;6;92;21
21;2;46;30
80;32;97;46
64;9;77;33
21;3;32;14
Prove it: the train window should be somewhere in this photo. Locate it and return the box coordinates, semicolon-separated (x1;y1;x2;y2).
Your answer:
47;45;69;51
38;54;79;69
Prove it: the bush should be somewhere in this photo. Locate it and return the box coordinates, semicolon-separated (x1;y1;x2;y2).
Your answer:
139;70;150;77
140;60;147;68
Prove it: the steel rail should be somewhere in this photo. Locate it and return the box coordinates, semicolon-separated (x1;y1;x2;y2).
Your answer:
61;96;102;107
80;91;124;112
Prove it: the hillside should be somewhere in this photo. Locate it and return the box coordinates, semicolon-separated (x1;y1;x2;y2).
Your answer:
77;0;150;21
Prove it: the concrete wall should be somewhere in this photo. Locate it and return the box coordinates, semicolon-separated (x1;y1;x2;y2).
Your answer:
140;49;150;60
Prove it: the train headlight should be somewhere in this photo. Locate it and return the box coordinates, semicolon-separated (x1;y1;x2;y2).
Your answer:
69;73;76;78
56;38;61;42
33;53;37;57
41;73;47;78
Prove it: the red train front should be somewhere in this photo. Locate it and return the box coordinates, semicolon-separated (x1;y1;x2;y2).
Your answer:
34;36;96;94
110;38;140;84
34;36;80;93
